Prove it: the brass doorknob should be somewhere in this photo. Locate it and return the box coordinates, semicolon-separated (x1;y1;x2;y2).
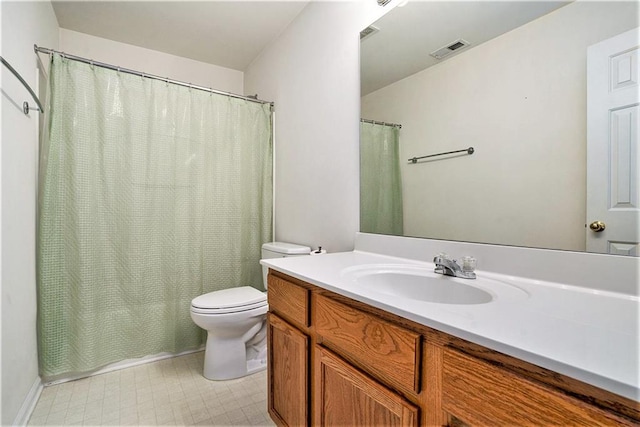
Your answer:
589;221;606;232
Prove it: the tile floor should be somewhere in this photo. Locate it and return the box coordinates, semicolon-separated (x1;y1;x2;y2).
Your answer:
28;352;275;426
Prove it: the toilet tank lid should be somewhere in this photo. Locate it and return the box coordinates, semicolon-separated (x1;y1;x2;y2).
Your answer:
262;242;310;255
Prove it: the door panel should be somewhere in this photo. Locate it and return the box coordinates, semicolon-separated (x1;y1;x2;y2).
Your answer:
587;28;640;255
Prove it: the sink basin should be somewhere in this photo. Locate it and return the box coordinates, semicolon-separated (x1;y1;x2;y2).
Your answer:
341;264;527;305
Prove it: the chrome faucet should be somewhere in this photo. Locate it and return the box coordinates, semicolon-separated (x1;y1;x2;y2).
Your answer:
433;253;476;279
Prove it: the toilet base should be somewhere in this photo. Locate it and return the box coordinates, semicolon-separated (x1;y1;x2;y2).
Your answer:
202;330;267;381
202;347;267;380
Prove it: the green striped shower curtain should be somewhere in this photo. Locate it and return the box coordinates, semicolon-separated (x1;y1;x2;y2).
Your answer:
37;54;272;378
360;121;403;235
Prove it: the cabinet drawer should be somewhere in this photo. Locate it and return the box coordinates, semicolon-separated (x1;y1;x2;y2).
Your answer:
314;294;421;394
442;348;631;426
268;273;309;328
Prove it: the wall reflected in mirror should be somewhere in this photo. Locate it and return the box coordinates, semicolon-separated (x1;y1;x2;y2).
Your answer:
360;1;639;255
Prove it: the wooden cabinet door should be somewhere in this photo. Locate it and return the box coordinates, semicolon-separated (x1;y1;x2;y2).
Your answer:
315;345;419;427
268;313;309;427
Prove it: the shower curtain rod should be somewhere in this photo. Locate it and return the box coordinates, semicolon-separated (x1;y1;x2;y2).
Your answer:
1;55;44;114
360;118;402;129
34;45;274;107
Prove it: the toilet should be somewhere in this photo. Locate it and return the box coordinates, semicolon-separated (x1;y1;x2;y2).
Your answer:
190;241;310;380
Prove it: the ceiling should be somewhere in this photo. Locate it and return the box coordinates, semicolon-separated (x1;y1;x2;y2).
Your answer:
51;1;309;71
361;1;570;96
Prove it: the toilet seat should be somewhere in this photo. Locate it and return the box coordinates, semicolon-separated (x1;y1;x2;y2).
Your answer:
191;286;267;314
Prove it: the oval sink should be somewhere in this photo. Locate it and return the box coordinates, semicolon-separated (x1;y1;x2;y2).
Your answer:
341;264;527;305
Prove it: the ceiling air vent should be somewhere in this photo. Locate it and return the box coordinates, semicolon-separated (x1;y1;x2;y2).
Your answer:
360;25;380;42
430;39;471;60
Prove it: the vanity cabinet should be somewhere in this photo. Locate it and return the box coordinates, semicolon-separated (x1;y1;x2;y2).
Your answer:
266;270;639;427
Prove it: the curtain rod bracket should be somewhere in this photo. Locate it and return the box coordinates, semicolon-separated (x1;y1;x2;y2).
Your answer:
23;101;42;115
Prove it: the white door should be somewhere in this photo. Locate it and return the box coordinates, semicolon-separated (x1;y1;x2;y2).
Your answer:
587;28;640;255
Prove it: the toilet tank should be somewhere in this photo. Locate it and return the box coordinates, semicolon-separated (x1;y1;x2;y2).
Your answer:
261;242;311;289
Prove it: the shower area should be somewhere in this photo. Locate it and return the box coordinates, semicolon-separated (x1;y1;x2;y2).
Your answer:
360;119;403;236
35;48;273;380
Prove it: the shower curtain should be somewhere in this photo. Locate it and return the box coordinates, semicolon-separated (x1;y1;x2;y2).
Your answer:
37;54;273;378
360;121;403;235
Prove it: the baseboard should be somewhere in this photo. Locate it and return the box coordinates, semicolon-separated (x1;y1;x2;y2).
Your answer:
13;348;204;424
13;376;43;426
43;347;205;386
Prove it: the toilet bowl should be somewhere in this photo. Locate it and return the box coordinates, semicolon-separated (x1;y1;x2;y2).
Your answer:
190;242;310;380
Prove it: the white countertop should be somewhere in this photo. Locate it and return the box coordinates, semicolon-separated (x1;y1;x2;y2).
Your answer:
261;250;639;402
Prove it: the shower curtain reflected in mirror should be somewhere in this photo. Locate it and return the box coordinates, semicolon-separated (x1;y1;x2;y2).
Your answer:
37;54;273;378
360;121;403;236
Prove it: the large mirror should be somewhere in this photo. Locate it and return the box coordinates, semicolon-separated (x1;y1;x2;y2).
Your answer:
360;1;639;255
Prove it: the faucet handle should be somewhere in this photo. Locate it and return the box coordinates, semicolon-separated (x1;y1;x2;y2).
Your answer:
461;256;477;273
434;252;451;262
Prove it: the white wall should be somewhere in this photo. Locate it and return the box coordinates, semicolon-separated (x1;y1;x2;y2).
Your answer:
59;28;244;94
361;1;638;252
1;1;59;424
245;0;393;252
